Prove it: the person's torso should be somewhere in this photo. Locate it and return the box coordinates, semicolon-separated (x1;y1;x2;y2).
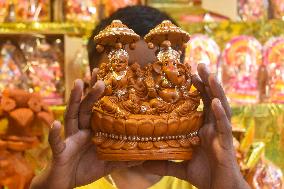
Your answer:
76;176;195;189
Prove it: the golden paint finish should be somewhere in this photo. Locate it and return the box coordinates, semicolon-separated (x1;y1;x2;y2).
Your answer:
92;20;203;161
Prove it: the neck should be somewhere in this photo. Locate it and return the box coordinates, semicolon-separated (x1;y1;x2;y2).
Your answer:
109;167;162;189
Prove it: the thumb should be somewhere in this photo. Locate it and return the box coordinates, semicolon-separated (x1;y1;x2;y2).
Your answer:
90;68;99;88
48;121;66;157
142;154;211;189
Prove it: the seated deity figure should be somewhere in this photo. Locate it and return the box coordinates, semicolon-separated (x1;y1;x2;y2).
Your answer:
145;47;201;117
96;49;148;117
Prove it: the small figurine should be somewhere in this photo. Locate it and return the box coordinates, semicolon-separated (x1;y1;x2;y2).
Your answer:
271;0;284;19
0;41;28;92
263;37;284;103
0;149;34;189
0;88;54;189
238;0;267;21
185;34;220;73
247;160;283;189
93;20;140;118
221;35;262;104
147;47;199;116
91;20;203;161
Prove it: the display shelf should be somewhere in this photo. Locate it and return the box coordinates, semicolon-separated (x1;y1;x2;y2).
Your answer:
0;22;95;37
0;19;283;43
150;3;284;47
180;19;284;48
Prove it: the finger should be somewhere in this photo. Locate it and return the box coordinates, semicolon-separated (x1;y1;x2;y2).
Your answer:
196;64;214;100
211;98;233;149
197;63;210;86
79;80;105;129
90;68;99;88
48;121;66;157
208;74;232;120
64;79;83;137
192;75;214;122
192;75;210;106
142;161;187;181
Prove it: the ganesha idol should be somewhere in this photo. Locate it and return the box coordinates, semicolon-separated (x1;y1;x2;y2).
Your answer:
91;20;204;160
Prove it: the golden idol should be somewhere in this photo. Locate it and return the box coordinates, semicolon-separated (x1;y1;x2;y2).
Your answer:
91;20;203;161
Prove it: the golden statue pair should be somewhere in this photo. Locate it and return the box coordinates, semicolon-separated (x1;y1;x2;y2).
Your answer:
91;20;203;161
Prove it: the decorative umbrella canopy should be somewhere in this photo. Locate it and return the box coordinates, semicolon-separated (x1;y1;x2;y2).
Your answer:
144;20;190;47
94;20;140;47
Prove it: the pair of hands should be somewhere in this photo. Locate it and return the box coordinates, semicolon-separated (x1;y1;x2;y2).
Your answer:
30;64;250;189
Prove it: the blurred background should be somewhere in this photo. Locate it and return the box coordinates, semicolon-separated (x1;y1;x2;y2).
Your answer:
0;0;284;188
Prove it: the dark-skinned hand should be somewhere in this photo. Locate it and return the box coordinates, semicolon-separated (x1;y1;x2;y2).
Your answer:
142;64;251;189
30;64;251;189
30;69;141;189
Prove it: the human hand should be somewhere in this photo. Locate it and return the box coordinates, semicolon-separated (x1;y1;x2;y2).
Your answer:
142;64;250;189
30;69;141;189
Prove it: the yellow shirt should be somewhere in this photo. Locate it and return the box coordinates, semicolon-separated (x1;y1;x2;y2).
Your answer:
76;176;195;189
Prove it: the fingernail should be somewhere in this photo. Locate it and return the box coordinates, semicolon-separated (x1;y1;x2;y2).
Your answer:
209;73;219;84
92;68;98;75
200;63;208;69
214;74;221;84
73;79;79;87
93;80;104;88
212;98;221;107
74;79;83;89
51;120;60;129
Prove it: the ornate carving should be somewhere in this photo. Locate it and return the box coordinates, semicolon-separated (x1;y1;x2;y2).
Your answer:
91;20;203;160
0;89;54;188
